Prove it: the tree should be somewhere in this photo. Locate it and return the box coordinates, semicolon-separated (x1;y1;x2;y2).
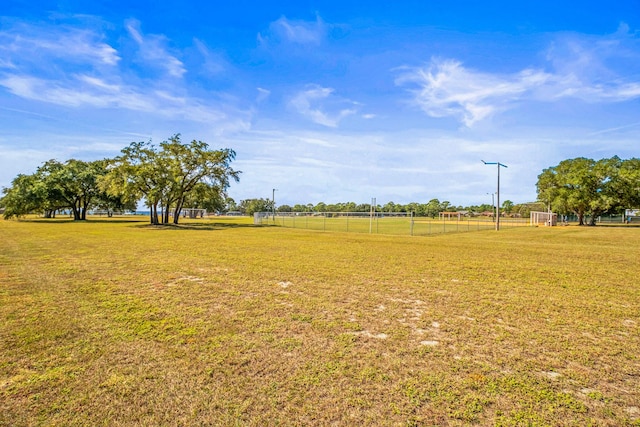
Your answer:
382;201;397;213
158;135;240;224
239;198;272;216
2;159;107;221
225;197;238;212
611;158;640;211
277;204;293;213
313;202;326;212
501;200;514;215
92;191;138;216
536;156;639;225
425;199;442;218
107;135;240;225
1;173;52;219
179;182;226;214
49;159;107;220
106;141;164;224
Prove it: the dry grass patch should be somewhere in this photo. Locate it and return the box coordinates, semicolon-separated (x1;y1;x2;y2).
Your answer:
1;216;639;426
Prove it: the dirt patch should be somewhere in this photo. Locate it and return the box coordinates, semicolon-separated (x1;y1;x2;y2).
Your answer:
349;330;388;340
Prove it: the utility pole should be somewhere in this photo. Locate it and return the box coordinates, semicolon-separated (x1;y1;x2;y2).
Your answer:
369;197;376;234
482;161;508;230
487;192;495;222
272;188;277;222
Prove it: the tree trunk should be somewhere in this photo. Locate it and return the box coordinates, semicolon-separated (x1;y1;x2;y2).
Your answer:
81;199;90;220
163;206;170;224
150;203;159;225
173;197;185;224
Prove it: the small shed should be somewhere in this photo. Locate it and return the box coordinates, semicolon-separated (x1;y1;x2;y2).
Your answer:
439;211;461;220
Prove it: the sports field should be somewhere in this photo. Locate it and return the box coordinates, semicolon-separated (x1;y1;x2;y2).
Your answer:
1;217;639;426
259;213;529;235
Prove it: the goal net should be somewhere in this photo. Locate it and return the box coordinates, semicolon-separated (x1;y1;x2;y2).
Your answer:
530;211;557;226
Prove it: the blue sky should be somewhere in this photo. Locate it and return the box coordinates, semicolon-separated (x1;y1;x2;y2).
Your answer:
1;1;640;207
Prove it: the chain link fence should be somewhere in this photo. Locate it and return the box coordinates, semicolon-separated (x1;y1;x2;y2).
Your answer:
254;212;530;236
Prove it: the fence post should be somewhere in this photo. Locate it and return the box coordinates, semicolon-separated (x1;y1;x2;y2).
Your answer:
410;211;414;236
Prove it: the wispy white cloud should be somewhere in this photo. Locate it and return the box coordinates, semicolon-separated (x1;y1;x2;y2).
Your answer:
289;85;358;127
0;18;251;132
258;15;327;46
395;58;551;126
193;38;228;75
0;73;243;126
125;19;185;78
587;120;640;136
0;21;120;69
397;28;640;127
256;87;271;102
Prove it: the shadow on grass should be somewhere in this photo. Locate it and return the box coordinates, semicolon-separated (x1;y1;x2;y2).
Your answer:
11;217;270;230
15;218;149;224
132;222;271;231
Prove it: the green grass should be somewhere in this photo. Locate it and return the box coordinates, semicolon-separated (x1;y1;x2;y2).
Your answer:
262;215;529;236
1;216;639;426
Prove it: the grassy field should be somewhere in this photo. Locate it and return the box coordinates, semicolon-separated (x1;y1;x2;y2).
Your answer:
1;216;639;426
259;214;529;236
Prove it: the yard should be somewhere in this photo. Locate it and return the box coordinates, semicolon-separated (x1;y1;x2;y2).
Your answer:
1;217;638;426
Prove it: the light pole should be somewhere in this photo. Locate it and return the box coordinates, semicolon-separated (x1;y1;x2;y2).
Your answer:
272;188;277;222
486;192;495;222
482;160;508;231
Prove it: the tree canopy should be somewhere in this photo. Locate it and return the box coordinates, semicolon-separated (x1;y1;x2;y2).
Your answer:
536;156;640;225
2;135;240;223
1;159;116;220
106;135;240;225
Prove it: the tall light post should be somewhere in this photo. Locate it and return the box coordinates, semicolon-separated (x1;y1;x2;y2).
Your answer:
486;192;495;222
482;160;508;231
272;188;277;222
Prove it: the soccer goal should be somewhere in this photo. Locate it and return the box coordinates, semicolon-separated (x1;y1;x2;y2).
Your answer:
169;208;207;218
530;211;557;226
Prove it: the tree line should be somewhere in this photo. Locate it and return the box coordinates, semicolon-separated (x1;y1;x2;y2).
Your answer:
233;197;543;218
235;157;640;223
1;135;239;225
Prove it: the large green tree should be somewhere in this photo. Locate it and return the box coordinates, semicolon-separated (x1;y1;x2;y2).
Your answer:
181;182;227;214
157;136;239;224
2;159;107;220
239;198;273;216
51;159;107;220
611;157;640;210
105;141;164;224
107;135;240;225
1;173;53;219
537;156;640;225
